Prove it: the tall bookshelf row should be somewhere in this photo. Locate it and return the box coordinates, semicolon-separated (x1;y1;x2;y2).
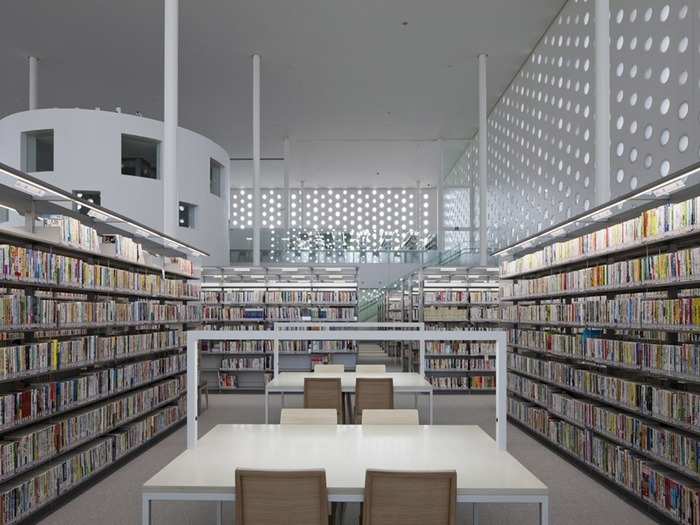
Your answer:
501;192;700;524
199;266;359;392
0;211;200;524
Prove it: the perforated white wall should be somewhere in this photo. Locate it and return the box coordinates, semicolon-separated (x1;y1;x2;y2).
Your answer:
610;1;697;195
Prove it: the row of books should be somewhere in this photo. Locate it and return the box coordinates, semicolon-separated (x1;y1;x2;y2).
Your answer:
469;306;501;321
202;306;264;321
509;397;700;524
279;341;356;353
424;291;499;304
0;245;199;298
220;357;271;370
425;342;496;356
511;374;700;477
424;307;469;322
200;290;265;304
508;353;700;431
101;234;144;263
201;340;272;354
427;376;495;390
0;355;186;431
45;216;101;252
266;306;356;321
503;246;700;298
511;328;700;380
426;357;495;370
0;376;184;481
0;330;184;381
501;196;700;276
0;391;185;525
0;296;203;328
265;291;357;304
501;293;700;327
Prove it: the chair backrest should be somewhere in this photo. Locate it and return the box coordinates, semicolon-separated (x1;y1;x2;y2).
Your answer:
235;469;328;525
356;364;386;373
361;409;419;425
280;408;338;425
314;364;344;373
355;378;394;420
304;378;343;423
362;470;457;525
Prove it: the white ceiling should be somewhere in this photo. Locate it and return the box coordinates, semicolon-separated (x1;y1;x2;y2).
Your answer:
0;0;566;157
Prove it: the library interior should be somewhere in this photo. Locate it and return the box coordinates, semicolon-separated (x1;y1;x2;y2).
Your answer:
2;0;700;523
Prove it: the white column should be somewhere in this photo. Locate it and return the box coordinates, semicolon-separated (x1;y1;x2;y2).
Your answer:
253;54;261;266
283;137;291;229
478;54;488;267
594;0;611;206
162;0;179;236
437;142;445;252
28;56;39;110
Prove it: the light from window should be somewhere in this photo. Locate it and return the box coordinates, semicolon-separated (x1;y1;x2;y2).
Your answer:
122;134;159;179
22;129;54;172
73;190;101;216
210;159;222;197
179;201;196;228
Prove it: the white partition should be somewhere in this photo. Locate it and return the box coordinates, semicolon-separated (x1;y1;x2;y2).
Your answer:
186;327;507;450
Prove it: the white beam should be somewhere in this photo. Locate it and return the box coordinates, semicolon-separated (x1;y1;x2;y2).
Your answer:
594;0;611;206
283;137;291;229
253;54;261;266
162;0;179;236
28;56;38;110
478;54;488;266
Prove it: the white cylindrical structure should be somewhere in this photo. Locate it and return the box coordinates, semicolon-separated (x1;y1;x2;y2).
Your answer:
594;0;611;206
162;0;179;237
478;54;488;266
28;56;39;111
252;54;262;266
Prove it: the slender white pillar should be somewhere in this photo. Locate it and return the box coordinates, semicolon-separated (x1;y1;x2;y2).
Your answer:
594;0;611;206
437;139;445;251
162;0;179;236
283;137;291;229
28;56;39;110
252;54;262;266
478;54;488;267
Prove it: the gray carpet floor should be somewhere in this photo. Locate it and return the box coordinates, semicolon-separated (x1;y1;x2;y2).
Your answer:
36;394;661;525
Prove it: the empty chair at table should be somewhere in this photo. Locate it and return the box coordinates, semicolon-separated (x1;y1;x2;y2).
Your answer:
362;470;456;525
235;469;330;525
304;377;344;423
353;378;393;423
356;364;386;373
362;409;419;425
281;408;338;425
314;364;345;373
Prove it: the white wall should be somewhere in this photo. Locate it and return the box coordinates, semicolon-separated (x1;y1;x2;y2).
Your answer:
229;139;445;189
0;108;230;265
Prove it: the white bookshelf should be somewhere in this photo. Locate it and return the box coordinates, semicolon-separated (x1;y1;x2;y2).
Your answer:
199;266;359;391
0;170;202;523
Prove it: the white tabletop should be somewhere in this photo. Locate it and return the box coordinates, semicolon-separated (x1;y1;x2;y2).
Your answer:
266;372;432;392
144;424;547;498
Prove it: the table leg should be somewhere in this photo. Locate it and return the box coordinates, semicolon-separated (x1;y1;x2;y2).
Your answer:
472;503;479;525
429;391;434;424
216;501;223;525
265;391;269;424
281;392;286;408
141;494;151;525
539;497;549;525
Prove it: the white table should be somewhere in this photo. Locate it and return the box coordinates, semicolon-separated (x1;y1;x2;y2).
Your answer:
265;372;434;424
142;424;549;525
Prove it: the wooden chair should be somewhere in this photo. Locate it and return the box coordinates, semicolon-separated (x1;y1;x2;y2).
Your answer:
361;409;419;425
362;470;457;525
314;364;345;373
280;408;338;425
235;469;330;525
356;364;386;373
353;378;394;423
304;378;344;423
